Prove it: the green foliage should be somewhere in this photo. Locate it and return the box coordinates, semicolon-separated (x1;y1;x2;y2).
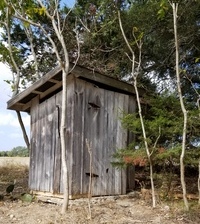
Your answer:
112;146;147;168
157;0;169;19
113;92;200;169
0;146;29;157
0;0;199;99
0;151;9;157
122;93;183;145
0;0;75;91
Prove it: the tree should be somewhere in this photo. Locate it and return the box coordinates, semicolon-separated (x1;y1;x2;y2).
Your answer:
1;0;80;213
118;9;158;207
7;146;29;157
0;4;30;149
170;1;189;211
74;0;134;78
127;0;200;100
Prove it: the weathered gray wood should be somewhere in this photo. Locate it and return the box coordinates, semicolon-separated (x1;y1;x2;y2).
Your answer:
7;66;62;111
105;90;115;195
114;92;128;195
29;96;39;190
38;101;46;191
101;88;108;195
61;78;75;195
22;71;136;198
71;78;86;196
7;64;138;112
53;91;62;194
73;66;135;95
45;95;55;192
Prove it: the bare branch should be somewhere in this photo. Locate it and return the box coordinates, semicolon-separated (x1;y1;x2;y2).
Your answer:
79;18;91;33
150;126;161;157
118;11;134;55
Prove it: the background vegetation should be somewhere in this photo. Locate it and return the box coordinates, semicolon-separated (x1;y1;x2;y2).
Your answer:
0;146;29;157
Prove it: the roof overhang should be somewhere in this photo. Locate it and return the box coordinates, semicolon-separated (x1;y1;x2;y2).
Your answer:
7;64;136;112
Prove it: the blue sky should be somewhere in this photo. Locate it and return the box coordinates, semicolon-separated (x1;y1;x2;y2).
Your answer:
0;63;30;151
63;0;75;8
0;0;75;151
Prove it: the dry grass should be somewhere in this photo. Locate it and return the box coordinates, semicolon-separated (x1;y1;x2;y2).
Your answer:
0;157;29;167
0;163;29;195
0;162;200;223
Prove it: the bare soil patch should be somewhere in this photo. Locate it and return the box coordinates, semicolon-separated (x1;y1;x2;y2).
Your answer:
0;163;200;224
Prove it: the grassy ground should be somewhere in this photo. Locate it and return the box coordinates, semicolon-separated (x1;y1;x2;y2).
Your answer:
0;157;29;167
0;161;200;223
0;161;29;196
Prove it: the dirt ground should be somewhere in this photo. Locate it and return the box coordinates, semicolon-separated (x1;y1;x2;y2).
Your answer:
0;195;195;224
0;161;200;224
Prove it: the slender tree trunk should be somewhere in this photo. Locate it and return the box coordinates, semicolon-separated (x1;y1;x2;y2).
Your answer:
5;6;30;150
6;0;80;213
118;10;156;207
133;76;156;208
16;111;30;150
60;67;69;214
171;2;189;211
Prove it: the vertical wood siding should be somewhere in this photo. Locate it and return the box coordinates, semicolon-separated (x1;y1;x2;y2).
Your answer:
29;76;135;197
53;92;62;194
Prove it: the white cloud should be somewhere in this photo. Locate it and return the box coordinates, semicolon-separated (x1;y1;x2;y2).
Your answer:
0;62;30;151
9;132;24;139
0;111;30;127
0;62;12;80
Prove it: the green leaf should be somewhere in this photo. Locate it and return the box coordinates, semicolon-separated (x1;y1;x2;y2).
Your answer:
20;193;33;202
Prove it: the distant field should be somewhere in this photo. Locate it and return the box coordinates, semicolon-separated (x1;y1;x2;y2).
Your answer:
0;157;30;167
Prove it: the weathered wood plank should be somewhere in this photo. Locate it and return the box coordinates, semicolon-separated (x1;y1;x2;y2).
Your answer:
7;66;62;111
29;96;39;190
7;64;139;112
60;79;75;194
82;81;93;195
105;90;115;195
101;88;108;195
71;78;86;196
49;95;56;193
27;73;136;197
114;92;128;195
53;91;62;194
44;95;55;192
73;66;135;95
98;88;105;196
37;100;46;191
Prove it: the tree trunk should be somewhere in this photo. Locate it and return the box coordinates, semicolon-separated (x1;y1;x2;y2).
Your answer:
60;67;69;214
171;2;189;211
16;111;30;150
118;10;156;208
5;6;30;151
133;77;156;208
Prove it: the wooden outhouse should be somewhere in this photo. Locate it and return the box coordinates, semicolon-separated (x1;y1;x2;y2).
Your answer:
7;64;136;198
